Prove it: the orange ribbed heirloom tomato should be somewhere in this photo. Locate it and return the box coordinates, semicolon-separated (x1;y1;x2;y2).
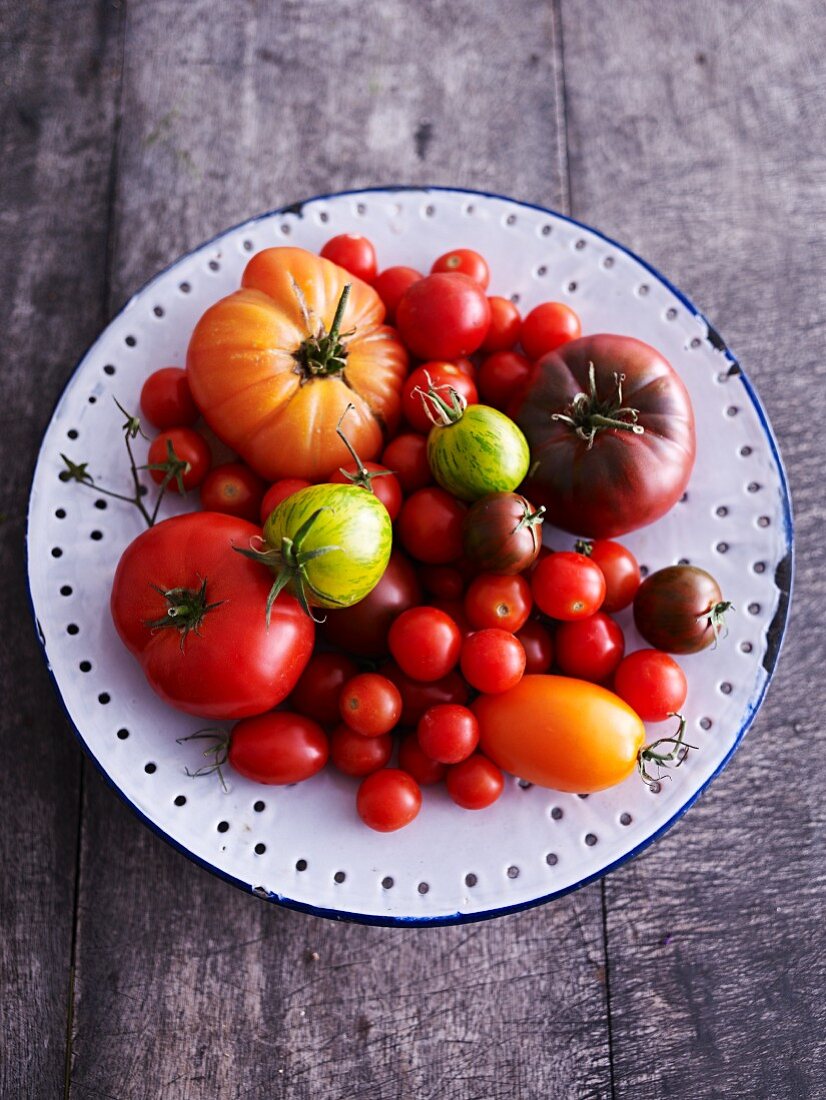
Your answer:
186;247;408;481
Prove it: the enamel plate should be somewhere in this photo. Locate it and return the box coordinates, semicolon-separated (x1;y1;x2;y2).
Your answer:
27;188;793;925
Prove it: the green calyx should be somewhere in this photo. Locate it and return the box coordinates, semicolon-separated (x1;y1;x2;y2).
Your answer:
293;282;352;378
412;373;467;427
637;713;697;787
551;362;645;449
144;578;224;648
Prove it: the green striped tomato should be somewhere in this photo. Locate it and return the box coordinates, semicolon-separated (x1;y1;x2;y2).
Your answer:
427;405;531;502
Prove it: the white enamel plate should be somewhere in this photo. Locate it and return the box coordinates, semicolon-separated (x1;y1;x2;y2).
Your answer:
27;188;793;925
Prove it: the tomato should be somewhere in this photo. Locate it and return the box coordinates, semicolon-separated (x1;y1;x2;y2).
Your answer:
140;367;199;429
577;539;641;613
260;483;392;613
187;247;407;481
426;598;474;640
515;620;554;674
289;651;359;725
512;335;696;538
613;649;688;723
460;629;526;693
397;487;466;564
462;492;544;574
519;301;581;361
339;672;402;737
445;755;504;810
418;565;465;601
330;460;402;521
357;769;422;832
228;712;328;784
464;573;532;632
417;704;479;764
396;272;491;360
146;427;211;493
200;462;266;522
480;297;521;353
554;611;625;682
381;663;470;725
425;399;530;502
260;478;312;524
330;724;392;777
322;549;422;657
531;552;605;621
474;675;646;792
388;606;462;682
431;248;490;289
402;362;478;434
110;513;314;719
320;233;378;284
633;565;731;654
373;266;422;322
478;350;533;410
452;357;477;379
398;731;447;786
381;432;432;494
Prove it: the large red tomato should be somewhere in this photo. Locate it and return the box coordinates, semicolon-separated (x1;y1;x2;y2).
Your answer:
110;513;314;719
511;335;695;537
186;247;408;481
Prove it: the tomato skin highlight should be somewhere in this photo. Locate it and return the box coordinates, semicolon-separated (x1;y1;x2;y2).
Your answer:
228;712;328;785
357;769;422;832
474;675;645;793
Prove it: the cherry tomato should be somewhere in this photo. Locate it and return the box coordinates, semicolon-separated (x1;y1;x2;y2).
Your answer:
431;248;490;289
515;620;554;673
554;611;625;682
289;651;359;725
199;462;266;522
460;628;526;693
381;432;432;494
396;273;491;360
357;769;422;832
577;539;641;613
519;301;581;361
531;552;605;620
417;704;479;764
330;724;392;777
613;649;688;723
452;357;477;379
260;478;312;523
402;362;479;434
634;566;731;655
397;487;466;564
398;731;448;786
373;265;422;321
339;672;402;737
322;550;422;657
320;233;378;284
462;492;544;575
418;565;465;601
464;572;532;632
228;712;328;785
445;754;504;810
329;461;402;521
140;367;199;430
477;350;533;410
426;598;474;640
381;663;470;726
480;297;521;353
388;606;462;682
146;427;211;493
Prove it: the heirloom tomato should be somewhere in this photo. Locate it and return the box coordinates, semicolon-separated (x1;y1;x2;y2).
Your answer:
633;565;731;654
186;247;407;481
462;491;545;574
321;549;422;657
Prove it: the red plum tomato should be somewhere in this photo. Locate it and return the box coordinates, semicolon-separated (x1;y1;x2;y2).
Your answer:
228;712;328;785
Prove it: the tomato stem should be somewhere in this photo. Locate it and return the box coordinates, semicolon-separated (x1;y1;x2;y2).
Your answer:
551;362;644;449
704;600;733;647
335;403;396;492
294;283;353;378
637;713;697;787
413;374;467;427
177;728;230;791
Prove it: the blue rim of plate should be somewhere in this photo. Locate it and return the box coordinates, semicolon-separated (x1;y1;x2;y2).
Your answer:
27;185;794;927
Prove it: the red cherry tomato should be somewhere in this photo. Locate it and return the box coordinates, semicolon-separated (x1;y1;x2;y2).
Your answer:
147;427;211;493
339;672;402;737
402;362;479;434
418;565;466;601
228;712;328;785
199;462;266;522
464;572;532;633
381;432;432;494
330;724;392;777
520;301;581;361
480;297;521;353
397;487;466;564
329;461;402;521
357;769;422;832
289;651;359;725
417;704;479;764
140;367;199;430
577;539;641;613
452;357;477;379
460;629;526;693
554;611;625;683
431;248;490;289
322;550;422;658
373;265;422;322
445;754;504;810
381;663;470;726
426;598;474;640
515;620;554;673
388;606;462;682
260;478;313;523
398;731;447;786
478;350;533;411
320;233;378;284
531;551;605;620
396;273;491;360
613;649;688;722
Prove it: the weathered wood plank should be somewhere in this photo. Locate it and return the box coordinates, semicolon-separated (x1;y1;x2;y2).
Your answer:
0;1;124;1096
560;0;826;1096
68;3;610;1099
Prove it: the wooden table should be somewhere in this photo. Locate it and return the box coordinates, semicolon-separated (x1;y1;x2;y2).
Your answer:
3;2;824;1096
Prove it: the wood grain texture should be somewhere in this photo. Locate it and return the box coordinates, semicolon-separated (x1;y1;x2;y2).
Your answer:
67;3;610;1099
0;1;124;1096
560;0;826;1096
